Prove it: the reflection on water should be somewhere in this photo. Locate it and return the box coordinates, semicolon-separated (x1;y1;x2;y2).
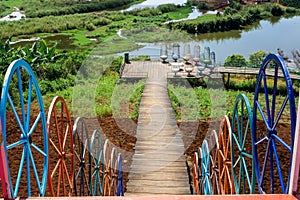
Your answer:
10;35;75;50
128;15;300;64
125;0;187;11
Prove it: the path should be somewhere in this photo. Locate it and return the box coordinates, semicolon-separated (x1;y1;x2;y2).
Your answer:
123;61;191;196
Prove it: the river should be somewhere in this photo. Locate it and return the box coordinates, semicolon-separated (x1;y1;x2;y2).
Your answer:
124;0;300;64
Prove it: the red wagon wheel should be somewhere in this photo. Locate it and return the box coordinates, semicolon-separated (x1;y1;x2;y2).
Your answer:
193;151;200;195
47;96;74;197
103;139;111;196
207;130;220;194
218;115;235;194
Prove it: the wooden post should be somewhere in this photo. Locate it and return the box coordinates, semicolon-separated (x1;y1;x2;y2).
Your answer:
289;90;300;194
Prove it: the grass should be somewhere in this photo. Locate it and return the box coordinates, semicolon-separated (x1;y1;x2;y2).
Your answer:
2;0;23;8
70;30;93;46
168;82;298;123
163;6;193;20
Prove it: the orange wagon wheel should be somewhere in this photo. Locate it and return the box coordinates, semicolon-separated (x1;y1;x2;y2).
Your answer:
193;151;200;195
47;96;74;197
218;115;235;194
207;130;220;195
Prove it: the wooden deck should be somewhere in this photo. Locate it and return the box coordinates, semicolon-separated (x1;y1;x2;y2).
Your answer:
218;66;300;81
122;61;300;80
123;61;191;196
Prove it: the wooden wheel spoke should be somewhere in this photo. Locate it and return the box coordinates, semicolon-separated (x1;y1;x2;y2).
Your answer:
50;138;62;155
272;139;285;192
241;157;251;188
62;125;70;150
62;159;73;187
8;93;26;136
51;159;62;178
256;101;272;131
272;96;289;131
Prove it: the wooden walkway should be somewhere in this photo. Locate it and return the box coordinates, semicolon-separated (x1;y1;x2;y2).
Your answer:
218;66;300;81
123;61;191;196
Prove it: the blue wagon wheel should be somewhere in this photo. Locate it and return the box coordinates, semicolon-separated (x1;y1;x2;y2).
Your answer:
231;94;255;194
193;151;200;195
201;139;212;195
252;54;296;194
90;129;104;196
0;59;48;198
72;117;91;196
47;96;74;197
116;153;124;196
218;115;235;194
207;130;220;194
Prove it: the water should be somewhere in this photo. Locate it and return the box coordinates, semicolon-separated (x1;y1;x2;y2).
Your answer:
127;15;300;64
0;11;25;21
125;0;187;11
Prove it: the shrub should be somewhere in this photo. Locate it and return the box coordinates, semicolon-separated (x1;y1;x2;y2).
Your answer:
224;54;247;67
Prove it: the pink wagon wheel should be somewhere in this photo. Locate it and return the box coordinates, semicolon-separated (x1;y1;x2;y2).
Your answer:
110;147;118;196
218;115;235;194
47;96;74;197
207;130;220;194
103;139;112;196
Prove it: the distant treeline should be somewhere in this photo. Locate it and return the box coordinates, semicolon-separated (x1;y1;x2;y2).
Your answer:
281;0;300;8
20;0;140;18
168;3;299;34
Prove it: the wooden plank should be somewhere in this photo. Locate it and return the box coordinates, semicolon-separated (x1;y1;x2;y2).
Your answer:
126;61;190;196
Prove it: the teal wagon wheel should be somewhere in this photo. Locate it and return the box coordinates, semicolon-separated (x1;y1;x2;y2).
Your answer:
231;94;255;194
116;153;124;196
201;139;212;195
72;117;91;196
90;129;104;196
0;59;48;198
47;96;74;197
252;54;296;194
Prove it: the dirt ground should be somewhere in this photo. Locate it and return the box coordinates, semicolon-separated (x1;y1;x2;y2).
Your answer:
0;111;296;197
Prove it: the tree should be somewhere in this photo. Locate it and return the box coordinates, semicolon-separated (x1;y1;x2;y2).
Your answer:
224;54;247;67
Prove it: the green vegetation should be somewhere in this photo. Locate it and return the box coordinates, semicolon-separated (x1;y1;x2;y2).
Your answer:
168;82;297;122
19;0;141;18
169;3;300;34
281;0;300;8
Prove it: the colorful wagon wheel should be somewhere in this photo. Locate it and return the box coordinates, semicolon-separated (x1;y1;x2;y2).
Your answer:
193;151;200;195
218;115;235;194
47;96;74;196
110;147;118;196
0;59;48;198
201;140;212;195
197;147;204;195
90;129;104;196
116;153;124;196
72;117;91;196
207;130;220;194
103;139;111;196
252;54;296;194
231;94;255;194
